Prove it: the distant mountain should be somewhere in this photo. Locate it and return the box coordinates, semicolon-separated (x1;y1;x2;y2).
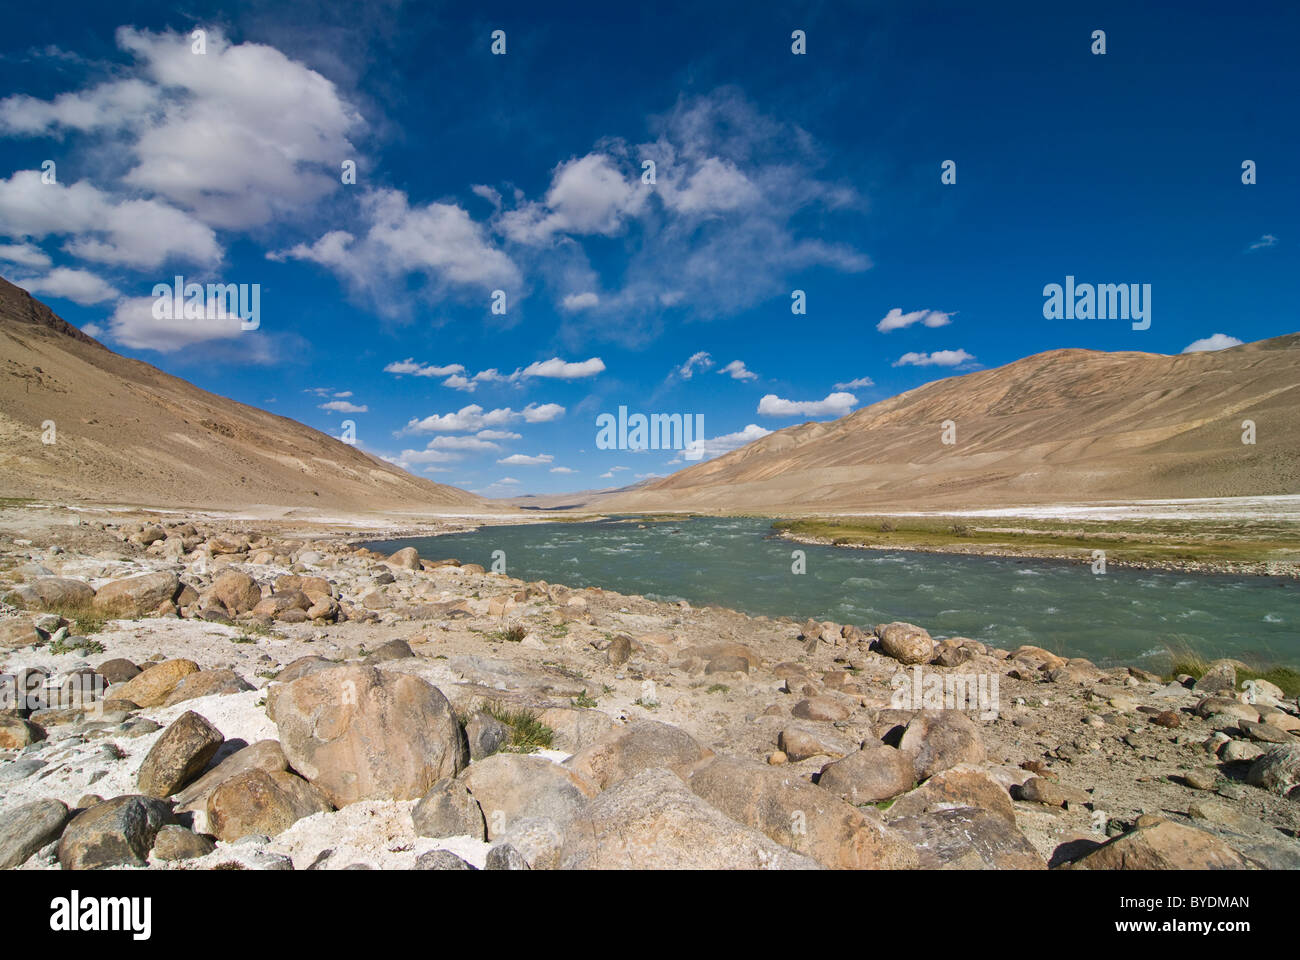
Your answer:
0;277;486;514
601;335;1300;513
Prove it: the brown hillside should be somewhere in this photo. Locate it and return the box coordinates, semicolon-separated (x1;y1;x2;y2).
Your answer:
602;336;1300;513
0;277;486;514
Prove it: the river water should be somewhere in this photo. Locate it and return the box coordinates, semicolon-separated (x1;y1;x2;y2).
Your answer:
362;517;1300;671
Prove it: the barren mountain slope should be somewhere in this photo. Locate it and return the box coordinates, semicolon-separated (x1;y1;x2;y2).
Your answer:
0;277;488;514
602;336;1300;513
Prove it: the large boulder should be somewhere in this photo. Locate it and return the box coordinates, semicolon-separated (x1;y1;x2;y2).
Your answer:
205;769;332;841
114;659;199;707
387;547;421;569
0;618;42;650
0;716;46;750
173;740;288;828
689;756;918;870
1068;820;1249;870
777;726;856;762
1194;660;1239;696
898;710;986;780
92;572;179;617
1246;744;1300;798
535;706;619;752
885;764;1016;823
0;799;69;869
22;577;95;610
816;743;917;805
161;669;254;706
207;571;262;615
151;825;216;862
559;768;821;870
876;622;934;665
500;817;565;870
57;795;175;870
273;664;466;807
460;753;598;838
564;720;711;789
136;711;224;798
412;778;486;839
96;658;141;684
889;806;1045;869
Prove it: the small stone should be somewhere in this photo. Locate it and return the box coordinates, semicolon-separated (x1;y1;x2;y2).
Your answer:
1240;720;1293;744
464;711;511;761
606;635;632;666
790;696;851;722
1151;710;1182;729
484;843;530;870
414;849;477;870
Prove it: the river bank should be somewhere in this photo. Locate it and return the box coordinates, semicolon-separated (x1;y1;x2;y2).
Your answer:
1;503;1298;871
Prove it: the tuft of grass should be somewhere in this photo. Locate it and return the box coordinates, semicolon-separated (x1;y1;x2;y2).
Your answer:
490;624;528;643
1240;666;1300;698
1162;643;1300;698
633;697;659;710
40;601;107;636
48;635;105;656
483;702;554;753
571;689;598;708
706;683;730;694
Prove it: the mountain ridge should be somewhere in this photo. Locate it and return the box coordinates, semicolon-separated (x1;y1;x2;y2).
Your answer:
599;333;1300;513
0;277;487;514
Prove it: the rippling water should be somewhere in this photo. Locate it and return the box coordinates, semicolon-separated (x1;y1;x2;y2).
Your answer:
363;517;1300;671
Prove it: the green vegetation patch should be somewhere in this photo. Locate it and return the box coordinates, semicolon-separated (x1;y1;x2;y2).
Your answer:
483;702;555;753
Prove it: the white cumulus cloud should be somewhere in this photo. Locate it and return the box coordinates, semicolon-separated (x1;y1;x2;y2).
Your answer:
1182;333;1244;353
757;392;857;418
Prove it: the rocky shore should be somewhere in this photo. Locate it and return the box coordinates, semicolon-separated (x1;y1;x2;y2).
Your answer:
1;506;1298;871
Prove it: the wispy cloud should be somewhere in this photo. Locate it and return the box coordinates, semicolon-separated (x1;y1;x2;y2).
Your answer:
876;308;953;333
893;349;975;368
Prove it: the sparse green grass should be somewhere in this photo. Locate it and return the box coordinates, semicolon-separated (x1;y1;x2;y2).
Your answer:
571;689;598;708
777;516;1300;569
48;635;105;656
706;683;730;694
633;697;659;710
490;624;528;643
40;602;107;637
483;702;554;753
1163;644;1300;697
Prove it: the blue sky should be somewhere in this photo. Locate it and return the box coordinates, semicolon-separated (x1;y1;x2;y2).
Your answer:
1;1;1296;496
